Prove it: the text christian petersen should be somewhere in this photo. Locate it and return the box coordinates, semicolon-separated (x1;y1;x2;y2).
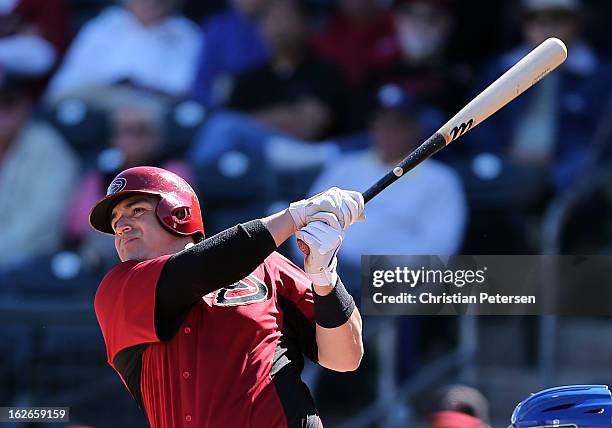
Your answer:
370;266;536;305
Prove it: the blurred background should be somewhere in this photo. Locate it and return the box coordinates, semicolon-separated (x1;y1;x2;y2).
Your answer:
1;0;612;426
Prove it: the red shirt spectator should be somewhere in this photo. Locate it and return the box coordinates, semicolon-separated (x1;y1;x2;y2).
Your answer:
0;0;69;96
313;0;398;88
0;0;69;53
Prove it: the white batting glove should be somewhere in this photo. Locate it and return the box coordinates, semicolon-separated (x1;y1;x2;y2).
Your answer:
288;187;365;231
296;220;344;287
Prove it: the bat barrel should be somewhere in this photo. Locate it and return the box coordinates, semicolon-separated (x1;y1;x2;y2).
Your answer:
362;37;567;204
438;37;567;144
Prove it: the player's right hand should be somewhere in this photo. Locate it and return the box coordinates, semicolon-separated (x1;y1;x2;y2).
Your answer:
296;220;344;287
288;187;365;231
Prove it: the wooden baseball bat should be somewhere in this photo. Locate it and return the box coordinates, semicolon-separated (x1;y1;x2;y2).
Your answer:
362;37;568;204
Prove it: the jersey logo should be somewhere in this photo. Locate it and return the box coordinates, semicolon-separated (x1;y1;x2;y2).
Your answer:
214;274;269;306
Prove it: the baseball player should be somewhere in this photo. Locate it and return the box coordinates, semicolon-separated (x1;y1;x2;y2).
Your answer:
91;166;365;428
509;384;612;427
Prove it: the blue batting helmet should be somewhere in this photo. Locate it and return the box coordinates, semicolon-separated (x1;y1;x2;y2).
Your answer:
510;385;612;428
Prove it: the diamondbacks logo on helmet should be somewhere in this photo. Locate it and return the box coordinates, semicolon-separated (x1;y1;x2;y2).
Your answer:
107;177;128;195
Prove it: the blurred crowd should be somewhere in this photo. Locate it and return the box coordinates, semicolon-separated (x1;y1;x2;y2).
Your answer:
1;0;611;277
1;0;612;425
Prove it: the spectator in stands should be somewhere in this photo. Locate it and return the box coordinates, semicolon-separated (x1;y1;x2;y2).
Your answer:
0;77;80;269
306;84;466;276
64;91;192;267
0;0;69;97
467;0;612;191
0;0;68;78
229;0;346;140
46;0;201;103
313;0;397;88
429;384;490;428
190;0;346;170
364;0;470;119
191;0;270;108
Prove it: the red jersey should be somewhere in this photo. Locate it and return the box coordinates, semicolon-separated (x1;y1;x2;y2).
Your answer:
95;252;322;428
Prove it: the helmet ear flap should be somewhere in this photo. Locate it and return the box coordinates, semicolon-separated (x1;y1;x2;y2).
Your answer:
156;195;201;235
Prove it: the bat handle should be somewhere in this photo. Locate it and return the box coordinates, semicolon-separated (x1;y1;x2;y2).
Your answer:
363;170;398;203
362;133;447;204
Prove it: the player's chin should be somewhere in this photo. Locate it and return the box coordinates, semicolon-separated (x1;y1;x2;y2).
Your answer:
118;239;142;259
120;252;148;262
129;244;159;262
119;247;144;262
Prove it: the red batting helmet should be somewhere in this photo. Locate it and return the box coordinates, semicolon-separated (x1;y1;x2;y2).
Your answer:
89;166;204;240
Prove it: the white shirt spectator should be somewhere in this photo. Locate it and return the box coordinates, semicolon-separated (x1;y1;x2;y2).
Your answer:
309;150;467;266
46;6;201;101
0;121;79;268
0;34;56;76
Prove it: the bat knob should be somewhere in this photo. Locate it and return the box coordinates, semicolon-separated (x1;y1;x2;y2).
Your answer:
297;239;310;256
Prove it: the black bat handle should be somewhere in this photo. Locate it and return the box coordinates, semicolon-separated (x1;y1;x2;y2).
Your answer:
362;133;447;204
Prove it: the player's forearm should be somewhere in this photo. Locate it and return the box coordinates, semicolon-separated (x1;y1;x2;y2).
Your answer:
312;279;363;372
316;308;363;372
261;209;298;247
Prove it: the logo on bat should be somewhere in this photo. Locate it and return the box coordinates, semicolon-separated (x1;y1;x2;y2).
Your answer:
449;119;474;141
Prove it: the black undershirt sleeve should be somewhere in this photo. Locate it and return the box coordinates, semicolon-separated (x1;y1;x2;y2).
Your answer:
155;220;277;340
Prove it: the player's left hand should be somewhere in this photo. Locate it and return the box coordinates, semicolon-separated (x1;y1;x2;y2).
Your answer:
296;220;344;287
288;187;365;231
